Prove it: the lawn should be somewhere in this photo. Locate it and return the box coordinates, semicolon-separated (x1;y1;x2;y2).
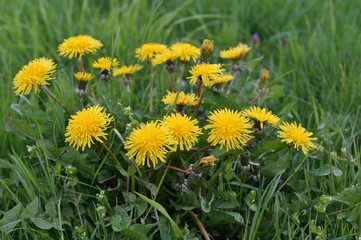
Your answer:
0;0;360;239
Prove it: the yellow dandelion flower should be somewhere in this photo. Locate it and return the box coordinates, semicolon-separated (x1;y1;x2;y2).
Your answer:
65;105;114;151
124;121;177;167
13;57;57;95
261;68;270;83
135;43;167;64
58;35;103;59
162;91;198;106
113;64;143;77
210;74;234;86
242;106;280;129
205;108;254;151
188;64;225;87
74;72;93;82
199;155;218;168
201;39;214;57
92;57;120;71
220;43;251;60
171;43;200;62
152;49;178;65
277;122;317;155
162;113;202;151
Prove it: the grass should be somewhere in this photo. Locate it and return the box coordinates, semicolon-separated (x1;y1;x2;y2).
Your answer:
0;0;360;239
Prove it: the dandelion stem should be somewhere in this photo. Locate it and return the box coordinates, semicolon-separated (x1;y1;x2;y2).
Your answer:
226;62;238;97
99;141;123;171
170;71;175;91
73;194;84;226
249;88;265;105
177;64;185;91
41;85;72;115
78;58;86;73
193;84;205;117
168;165;188;174
167;165;201;177
189;210;210;240
149;64;154;113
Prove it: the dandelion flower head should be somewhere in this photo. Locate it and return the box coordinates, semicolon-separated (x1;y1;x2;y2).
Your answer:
13;57;57;95
188;64;225;87
152;49;178;65
162;91;198;106
65;105;114;151
220;43;251;60
210;74;234;86
205;108;254;151
74;72;93;82
243;106;280;129
124;121;177;167
58;35;103;59
277;122;317;155
135;43;167;64
92;57;120;71
171;42;200;62
113;64;143;77
162;113;202;151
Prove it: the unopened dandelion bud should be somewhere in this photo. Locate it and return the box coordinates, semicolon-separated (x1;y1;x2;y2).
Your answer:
201;39;214;58
260;68;270;84
199;155;218;168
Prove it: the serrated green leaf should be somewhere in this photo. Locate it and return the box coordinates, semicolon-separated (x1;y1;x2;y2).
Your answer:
310;165;343;177
200;193;215;213
136;192;183;239
20;197;39;219
332;185;361;205
30;218;62;230
0;203;22;233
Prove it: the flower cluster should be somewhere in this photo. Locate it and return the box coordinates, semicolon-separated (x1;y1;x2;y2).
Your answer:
12;34;318;173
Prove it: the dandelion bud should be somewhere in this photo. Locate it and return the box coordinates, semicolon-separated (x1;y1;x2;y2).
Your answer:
201;39;214;58
260;68;269;84
199;155;218;168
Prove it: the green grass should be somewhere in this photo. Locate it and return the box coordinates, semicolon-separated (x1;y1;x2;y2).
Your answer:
0;0;360;239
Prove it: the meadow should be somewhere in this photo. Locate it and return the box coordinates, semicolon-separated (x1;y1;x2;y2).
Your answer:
0;0;360;239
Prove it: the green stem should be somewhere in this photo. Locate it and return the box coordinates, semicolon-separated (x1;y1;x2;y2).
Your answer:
78;58;86;73
193;84;205;117
189;211;210;240
41;85;72;115
99;141;123;171
177;64;185;91
149;64;154;113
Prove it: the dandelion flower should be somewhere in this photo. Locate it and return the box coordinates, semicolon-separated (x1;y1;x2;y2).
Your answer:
260;68;270;83
74;72;93;82
210;74;234;86
242;106;280;129
58;35;103;59
277;122;317;154
13;57;57;95
135;43;167;64
188;64;225;87
152;49;178;65
113;64;143;77
205;108;253;151
199;155;218;168
162;113;202;151
220;43;251;60
124;121;177;167
65;105;114;151
162;91;198;106
171;43;200;62
92;57;120;72
201;39;214;57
